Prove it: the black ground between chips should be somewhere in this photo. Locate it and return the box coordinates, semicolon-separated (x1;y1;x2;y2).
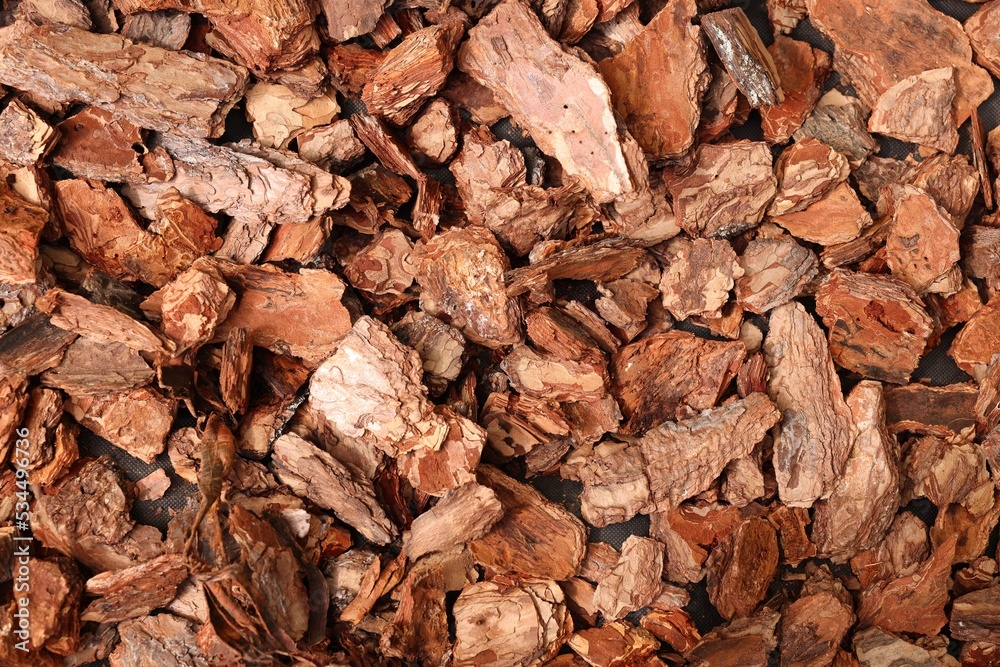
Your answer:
74;0;997;663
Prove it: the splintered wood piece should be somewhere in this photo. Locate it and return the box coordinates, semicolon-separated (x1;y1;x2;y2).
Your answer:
450;125;594;256
0;22;247;138
611;330;746;435
807;0;992;125
81;554;188;623
597;0;709;158
658;237;742;320
563;441;649;527
815;269;934;383
458;0;640;203
868;68;959;154
951;586;1000;643
772;181;872;246
706;517;779;620
406;98;459;166
502;344;606;402
56;180;220;289
735;237;818;315
469;465;587;580
66;387;177;463
51;108;148;183
453;577;572;667
853;628;945;667
781;589;854;667
668;141;777;238
764;301;856;508
857;535;956;636
220;327;251;416
812;381;901;560
768;505;816;565
209;260;352;366
272;432;396;545
885;185;961;295
793;90;878;168
153;264;235;351
33;456;163;572
0;184;46;286
36;289;169;355
405;483;504;560
592;535;663;621
244;82;339;149
414;226;523;348
0;99;57;167
122;133;347;226
760;36;831;144
701;8;783;108
567;622;659;667
639;393;780;513
308;316;445;456
363;21;464;125
768;137;850;217
950;297;1000;378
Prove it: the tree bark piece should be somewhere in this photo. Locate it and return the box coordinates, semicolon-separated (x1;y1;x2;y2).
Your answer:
220;327;251;416
687;609;780;667
153;264;235;351
764;301;856;507
772;181;871;246
815;269;934;384
659;237;742;320
40;337;152;396
123;133;348;227
0;21;247;138
793;90;878;169
808;0;993;125
272;432;396;545
951;296;1000;378
885;185;961;295
363;21;464;126
469;465;587;581
51;108;148;183
592;535;664;621
885;383;979;438
668;141;777;238
391;312;465;396
638;393;780;513
563;441;649;528
307;316;446;457
406;98;459;166
868;67;959;154
501;344;607;403
967;2;1000;79
780;588;854;667
853;628;946;667
768;137;850;217
413;225;523;348
66;387;177;463
597;0;709;159
0;184;47;286
120;10;191;49
760;36;831;144
405;483;504;561
701;8;783;108
611;330;746;435
244;82;339;149
36;289;169;355
458;0;641;203
453;576;572;667
81;554;188;623
209;259;353;366
812;381;901;560
857;535;956;636
951;586;1000;643
735;237;818;315
567;622;659;667
706;517;779;620
0;99;58;167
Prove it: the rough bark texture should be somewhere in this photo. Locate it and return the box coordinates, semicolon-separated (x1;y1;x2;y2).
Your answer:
405;483;504;560
705;517;780;620
659;237;743;320
736;237;818;315
458;0;640;203
868;68;959;154
764;301;856;508
0;22;248;138
701;8;783;108
592;536;663;621
760;36;831;144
